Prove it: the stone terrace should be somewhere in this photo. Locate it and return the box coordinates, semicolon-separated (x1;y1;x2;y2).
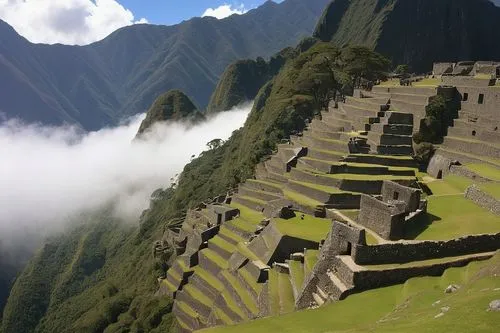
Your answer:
157;80;500;332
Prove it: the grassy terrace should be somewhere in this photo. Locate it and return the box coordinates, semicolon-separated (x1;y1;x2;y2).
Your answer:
221;271;259;315
425;174;472;196
283;188;324;208
378;78;441;87
288;179;346;194
201;254;500;333
202;249;229;270
480;183;500;200
288;260;305;291
304;250;319;275
362;253;495;270
406;194;500;240
246;178;284;189
274;215;331;242
238;266;263;295
193;267;223;291
465;163;500;181
209;236;236;253
184;284;213;308
447;135;500;148
278;272;295;314
438;148;500;167
219;226;245;244
231;203;264;222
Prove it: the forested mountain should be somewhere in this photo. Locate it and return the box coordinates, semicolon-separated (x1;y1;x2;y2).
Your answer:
314;0;500;72
0;0;330;130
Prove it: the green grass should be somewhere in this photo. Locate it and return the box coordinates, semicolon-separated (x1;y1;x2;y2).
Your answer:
221;271;259;315
161;278;177;292
201;254;500;333
425;174;472;196
322;173;415;181
405;194;500;240
288;260;305;292
238;266;263;295
277;272;295;314
465;163;500;181
364;253;494;270
480;183;500;200
246;179;284;189
227;219;257;233
221;289;247;320
283;188;324;208
351;153;414;160
193;267;223;291
274;215;331;242
177;301;198;318
304;250;319;275
288;179;345;194
209;236;236;253
219;226;245;244
184;284;213;307
268;270;280;316
201;249;229;270
235;243;260;261
230;203;264;223
365;232;379;245
214;307;235;326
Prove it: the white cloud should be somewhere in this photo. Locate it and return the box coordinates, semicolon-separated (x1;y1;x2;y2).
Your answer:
0;0;148;45
0;103;252;244
202;4;248;19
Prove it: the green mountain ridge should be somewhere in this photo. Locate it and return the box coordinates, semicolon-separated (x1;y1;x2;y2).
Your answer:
0;0;330;130
136;90;204;137
315;0;500;71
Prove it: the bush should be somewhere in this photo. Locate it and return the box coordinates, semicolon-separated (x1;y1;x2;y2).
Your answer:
413;142;435;166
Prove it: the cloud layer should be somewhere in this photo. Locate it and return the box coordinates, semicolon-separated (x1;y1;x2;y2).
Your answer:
0;103;252;244
0;0;147;45
202;4;248;19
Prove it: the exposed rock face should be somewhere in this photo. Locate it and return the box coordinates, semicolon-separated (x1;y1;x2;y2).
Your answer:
314;0;500;72
136;90;204;137
488;299;500;311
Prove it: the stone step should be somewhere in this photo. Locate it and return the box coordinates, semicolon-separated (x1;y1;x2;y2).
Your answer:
287;259;305;300
343;154;418;168
345;96;388;111
370;123;413;136
390;98;427;115
327;271;350;299
442;136;500;159
199;249;228;276
177;286;212;320
208;236;236;260
372;85;437;96
447;125;500;143
232;195;266;213
285;179;362;207
370;144;414;156
371;91;432;104
214;291;247;323
341;103;382;118
380;111;414;125
244;179;283;194
173;301;201;332
237;185;282;202
367;132;414;146
310;118;346;133
298;158;390;175
188;268;223;301
218;226;245;245
219;270;260;318
301;135;349;153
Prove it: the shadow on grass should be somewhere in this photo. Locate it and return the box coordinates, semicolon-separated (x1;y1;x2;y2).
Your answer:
403;213;441;240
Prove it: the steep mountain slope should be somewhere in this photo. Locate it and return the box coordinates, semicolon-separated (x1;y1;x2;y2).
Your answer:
314;0;500;71
0;0;330;130
136;90;204;137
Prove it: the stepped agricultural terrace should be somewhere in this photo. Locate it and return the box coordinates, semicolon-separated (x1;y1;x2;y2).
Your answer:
156;62;500;333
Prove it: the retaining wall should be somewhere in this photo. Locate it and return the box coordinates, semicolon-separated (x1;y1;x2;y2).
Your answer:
352;232;500;265
465;185;500;216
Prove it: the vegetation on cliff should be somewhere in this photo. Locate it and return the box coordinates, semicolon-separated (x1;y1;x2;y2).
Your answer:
136;90;204;137
314;0;500;72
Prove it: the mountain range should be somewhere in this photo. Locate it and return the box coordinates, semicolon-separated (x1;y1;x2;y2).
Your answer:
0;0;330;130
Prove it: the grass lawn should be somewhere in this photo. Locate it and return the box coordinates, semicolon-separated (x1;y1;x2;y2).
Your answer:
425;174;472;196
405;194;500;240
283;188;324;208
413;77;441;87
465;163;500;181
274;215;331;242
230;203;264;223
200;254;500;333
480;183;500;200
288;260;305;291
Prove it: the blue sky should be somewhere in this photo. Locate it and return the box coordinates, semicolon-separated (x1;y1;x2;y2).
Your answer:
119;1;274;25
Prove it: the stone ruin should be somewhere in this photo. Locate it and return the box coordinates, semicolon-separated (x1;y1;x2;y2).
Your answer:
358;181;426;240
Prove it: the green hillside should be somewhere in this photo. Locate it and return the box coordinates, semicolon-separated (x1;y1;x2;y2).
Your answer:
314;0;500;71
0;0;330;130
136;90;204;137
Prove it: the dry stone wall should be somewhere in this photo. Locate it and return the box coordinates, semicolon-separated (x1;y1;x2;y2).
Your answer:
464;185;500;216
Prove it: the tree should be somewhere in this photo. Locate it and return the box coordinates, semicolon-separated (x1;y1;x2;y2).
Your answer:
395;64;409;75
341;46;391;88
206;138;224;150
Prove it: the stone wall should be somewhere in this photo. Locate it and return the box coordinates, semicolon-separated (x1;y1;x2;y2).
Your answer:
427;153;453;179
352;232;500;265
464;185;500;216
455;86;500;117
358;194;405;240
442;76;495;87
433;62;454;75
381;181;421;213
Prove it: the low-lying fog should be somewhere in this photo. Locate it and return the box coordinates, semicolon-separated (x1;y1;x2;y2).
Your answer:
0;103;252;246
